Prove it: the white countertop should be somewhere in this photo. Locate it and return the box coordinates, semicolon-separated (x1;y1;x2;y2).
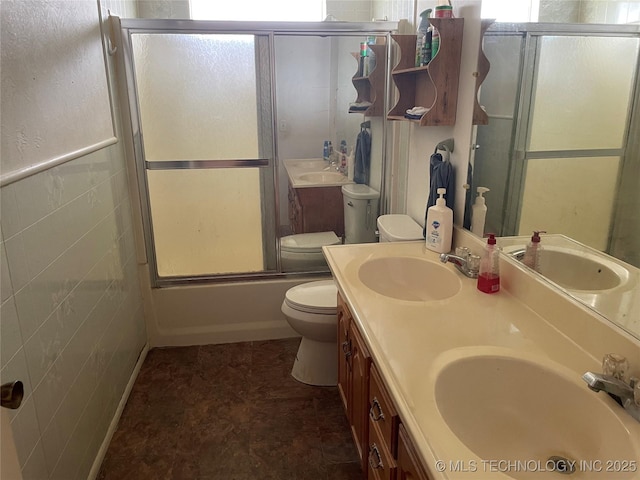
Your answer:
323;240;640;480
283;157;353;188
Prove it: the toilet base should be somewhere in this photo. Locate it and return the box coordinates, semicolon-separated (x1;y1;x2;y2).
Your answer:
291;337;338;386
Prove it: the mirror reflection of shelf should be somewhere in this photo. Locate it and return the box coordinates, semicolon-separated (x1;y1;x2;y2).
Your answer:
387;18;464;126
472;19;496;126
349;43;387;117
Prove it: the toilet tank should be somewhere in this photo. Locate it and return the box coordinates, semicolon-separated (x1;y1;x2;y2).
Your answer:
342;184;380;244
377;214;423;242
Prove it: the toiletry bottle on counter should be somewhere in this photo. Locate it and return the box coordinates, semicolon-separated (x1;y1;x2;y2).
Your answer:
523;230;546;272
470;187;490;237
339;140;348;173
477;234;500;294
425;188;453;254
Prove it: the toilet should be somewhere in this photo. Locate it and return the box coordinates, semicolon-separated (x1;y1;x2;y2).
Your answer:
280;231;341;271
377;214;423;242
342;184;380;244
281;184;380;386
282;280;338;386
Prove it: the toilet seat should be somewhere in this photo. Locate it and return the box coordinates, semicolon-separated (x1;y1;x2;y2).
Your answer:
284;280;337;315
280;231;341;254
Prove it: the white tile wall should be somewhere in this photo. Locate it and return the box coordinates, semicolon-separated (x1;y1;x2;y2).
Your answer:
0;141;146;478
0;0;146;478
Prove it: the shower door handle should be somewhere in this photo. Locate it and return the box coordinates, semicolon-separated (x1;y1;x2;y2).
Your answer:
1;381;23;410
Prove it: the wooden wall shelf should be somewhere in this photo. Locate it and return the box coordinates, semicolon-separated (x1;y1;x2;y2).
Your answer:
472;19;496;125
387;18;464;126
350;43;387;117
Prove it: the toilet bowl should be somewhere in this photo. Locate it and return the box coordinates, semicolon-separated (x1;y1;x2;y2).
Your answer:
281;280;338;386
280;231;341;271
281;184;382;386
377;214;423;242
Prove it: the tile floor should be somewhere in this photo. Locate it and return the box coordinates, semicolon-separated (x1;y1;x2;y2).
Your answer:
98;338;362;479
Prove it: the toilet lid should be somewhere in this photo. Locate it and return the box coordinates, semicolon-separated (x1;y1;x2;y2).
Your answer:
341;183;380;200
377;214;423;241
285;280;337;315
280;232;341;253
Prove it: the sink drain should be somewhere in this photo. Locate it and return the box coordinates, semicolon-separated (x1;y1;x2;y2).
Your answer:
548;456;576;475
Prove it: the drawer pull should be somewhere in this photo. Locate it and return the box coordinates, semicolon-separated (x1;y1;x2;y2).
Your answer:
370;397;385;421
368;443;384;470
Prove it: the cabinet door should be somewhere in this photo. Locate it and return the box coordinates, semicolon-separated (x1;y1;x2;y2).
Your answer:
350;321;371;470
367;414;396;480
337;294;352;414
397;424;431;480
288;184;302;234
369;364;400;457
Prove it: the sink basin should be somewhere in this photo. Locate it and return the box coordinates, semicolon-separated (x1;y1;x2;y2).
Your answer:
297;172;347;183
435;351;639;479
358;257;461;301
286;159;326;170
508;246;628;292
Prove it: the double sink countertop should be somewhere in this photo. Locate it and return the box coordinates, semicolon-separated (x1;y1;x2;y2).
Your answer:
323;239;640;480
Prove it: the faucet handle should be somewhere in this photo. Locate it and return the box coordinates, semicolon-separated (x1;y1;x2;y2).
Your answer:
603;353;629;382
455;246;470;260
631;377;640;407
467;254;481;274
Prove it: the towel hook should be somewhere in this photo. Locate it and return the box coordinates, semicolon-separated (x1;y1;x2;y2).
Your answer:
435;138;454;154
361;120;371;129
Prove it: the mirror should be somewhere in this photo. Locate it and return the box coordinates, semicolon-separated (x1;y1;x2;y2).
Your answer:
275;33;389;272
468;19;640;338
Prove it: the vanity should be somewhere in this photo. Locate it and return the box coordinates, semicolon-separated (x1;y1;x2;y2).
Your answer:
284;158;353;237
324;234;640;480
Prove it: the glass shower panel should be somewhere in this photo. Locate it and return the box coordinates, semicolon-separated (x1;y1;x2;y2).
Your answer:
148;168;268;277
131;34;260;161
518;156;621;251
528;36;639;151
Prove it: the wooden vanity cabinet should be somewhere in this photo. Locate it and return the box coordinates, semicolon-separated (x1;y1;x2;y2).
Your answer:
397;424;431;480
337;293;371;474
287;183;345;237
337;293;352;413
337;292;432;480
367;364;399;480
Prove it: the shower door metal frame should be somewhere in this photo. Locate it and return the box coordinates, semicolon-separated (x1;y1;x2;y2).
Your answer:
487;23;640;239
113;17;396;287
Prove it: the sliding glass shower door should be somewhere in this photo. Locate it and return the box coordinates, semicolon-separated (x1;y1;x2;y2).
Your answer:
473;24;639;258
123;28;277;282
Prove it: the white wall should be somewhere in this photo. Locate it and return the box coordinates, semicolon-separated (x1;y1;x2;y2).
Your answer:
405;1;483;229
0;1;147;478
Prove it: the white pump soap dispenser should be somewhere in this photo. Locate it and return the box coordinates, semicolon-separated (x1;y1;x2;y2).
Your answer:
425;188;453;254
471;187;490;237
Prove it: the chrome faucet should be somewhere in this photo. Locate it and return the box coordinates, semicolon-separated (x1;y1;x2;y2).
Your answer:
509;248;526;261
439;251;480;278
582;372;640;422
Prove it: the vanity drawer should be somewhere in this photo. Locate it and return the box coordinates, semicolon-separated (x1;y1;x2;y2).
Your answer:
367;412;396;480
369;364;399;457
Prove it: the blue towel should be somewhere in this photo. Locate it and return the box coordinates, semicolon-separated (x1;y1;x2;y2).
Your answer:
423;150;455;237
354;128;371;185
463;162;473;230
